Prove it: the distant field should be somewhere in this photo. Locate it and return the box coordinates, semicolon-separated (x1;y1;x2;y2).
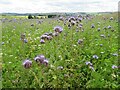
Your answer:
2;13;119;88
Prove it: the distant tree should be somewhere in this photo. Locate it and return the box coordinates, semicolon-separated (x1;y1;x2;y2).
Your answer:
48;15;57;18
28;14;33;19
34;15;36;19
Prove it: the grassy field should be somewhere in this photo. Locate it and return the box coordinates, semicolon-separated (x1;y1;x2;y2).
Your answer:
2;13;119;88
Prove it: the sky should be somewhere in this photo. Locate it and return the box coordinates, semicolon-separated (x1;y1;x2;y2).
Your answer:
0;0;119;13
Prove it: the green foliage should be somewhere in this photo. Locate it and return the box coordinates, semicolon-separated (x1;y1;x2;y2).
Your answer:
2;13;119;88
48;15;57;18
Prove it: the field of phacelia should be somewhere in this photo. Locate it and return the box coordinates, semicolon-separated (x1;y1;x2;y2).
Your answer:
1;13;119;88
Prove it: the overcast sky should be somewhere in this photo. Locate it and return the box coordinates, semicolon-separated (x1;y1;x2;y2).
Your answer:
0;0;119;13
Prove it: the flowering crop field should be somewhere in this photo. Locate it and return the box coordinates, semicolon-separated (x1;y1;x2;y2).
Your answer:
2;13;119;88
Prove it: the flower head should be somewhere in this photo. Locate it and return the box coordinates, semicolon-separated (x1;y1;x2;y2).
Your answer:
93;55;99;59
43;59;49;66
85;61;93;66
78;39;83;44
23;59;32;69
108;25;112;29
40;39;45;44
24;39;28;43
34;54;45;63
112;65;118;69
54;26;63;33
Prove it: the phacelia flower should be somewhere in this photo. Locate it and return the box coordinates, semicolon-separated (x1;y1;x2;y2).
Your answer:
24;39;28;43
71;20;76;26
47;36;52;40
40;39;45;44
34;54;45;63
112;65;118;69
40;35;48;39
89;66;95;71
23;59;32;69
43;59;49;66
108;25;112;29
54;26;63;33
78;39;83;44
93;55;99;59
85;61;93;66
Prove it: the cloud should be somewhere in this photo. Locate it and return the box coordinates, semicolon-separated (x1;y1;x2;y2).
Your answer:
0;0;12;5
0;0;119;13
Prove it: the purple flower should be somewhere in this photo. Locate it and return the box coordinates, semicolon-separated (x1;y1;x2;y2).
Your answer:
89;66;95;71
112;65;118;69
85;61;93;66
46;36;52;40
54;26;63;33
79;25;83;29
59;16;64;21
34;54;45;63
93;55;99;59
108;25;112;29
24;39;28;43
43;59;49;66
71;20;76;26
78;39;83;44
40;35;48;39
68;17;75;22
23;59;32;69
40;39;45;44
78;17;82;22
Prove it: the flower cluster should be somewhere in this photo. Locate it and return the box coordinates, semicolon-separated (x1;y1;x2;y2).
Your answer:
23;54;49;69
34;54;49;66
40;26;63;44
85;61;95;71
